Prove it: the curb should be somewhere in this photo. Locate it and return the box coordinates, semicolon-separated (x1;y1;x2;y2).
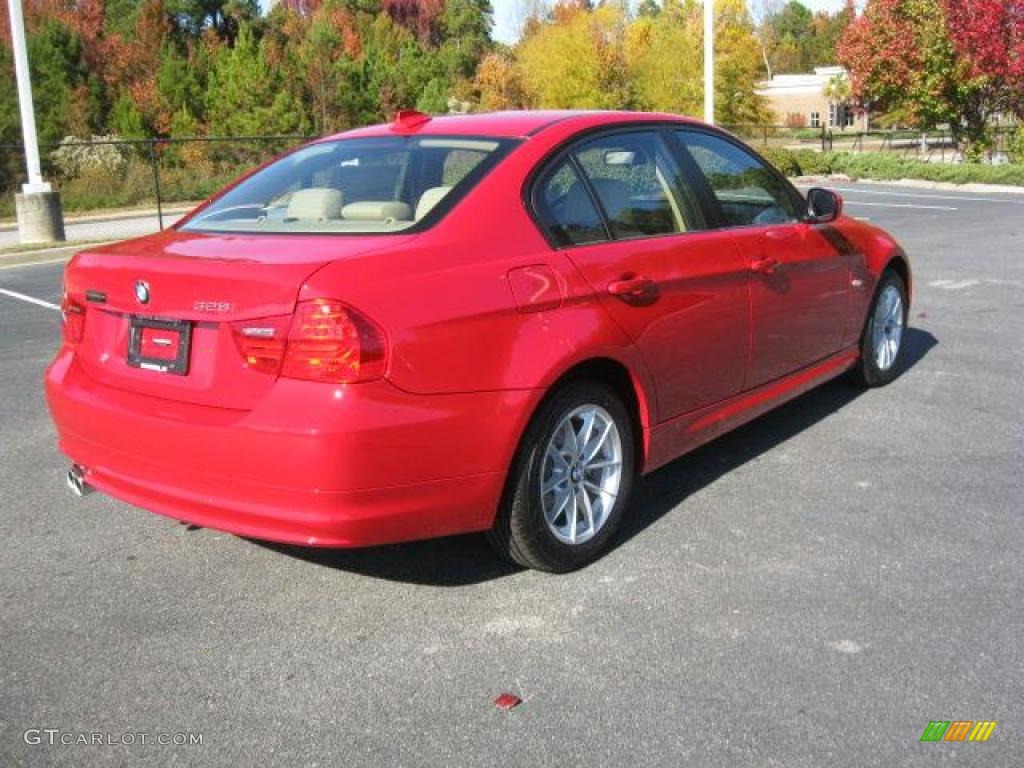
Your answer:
791;175;1024;195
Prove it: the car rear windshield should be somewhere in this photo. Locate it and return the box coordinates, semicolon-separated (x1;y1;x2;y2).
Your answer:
179;136;518;235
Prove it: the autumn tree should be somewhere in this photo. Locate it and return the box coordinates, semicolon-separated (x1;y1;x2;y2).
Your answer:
473;50;526;109
516;3;637;109
627;0;703;115
757;0;854;75
712;0;770;123
840;0;1023;156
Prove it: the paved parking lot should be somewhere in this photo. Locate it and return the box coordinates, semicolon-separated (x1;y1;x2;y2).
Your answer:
1;182;1021;766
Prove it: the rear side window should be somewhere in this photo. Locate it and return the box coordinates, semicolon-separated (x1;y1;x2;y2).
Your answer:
572;132;701;239
675;130;801;227
180;136;517;235
534;160;608;247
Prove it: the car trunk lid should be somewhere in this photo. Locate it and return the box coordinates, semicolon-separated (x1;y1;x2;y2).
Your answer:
64;229;414;409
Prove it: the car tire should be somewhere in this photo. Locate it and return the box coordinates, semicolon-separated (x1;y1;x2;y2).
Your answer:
851;269;908;387
487;380;635;573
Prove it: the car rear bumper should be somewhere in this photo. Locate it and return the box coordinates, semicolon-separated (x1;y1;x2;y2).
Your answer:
45;349;535;547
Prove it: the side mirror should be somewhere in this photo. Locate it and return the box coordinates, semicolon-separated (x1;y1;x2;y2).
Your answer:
807;187;843;223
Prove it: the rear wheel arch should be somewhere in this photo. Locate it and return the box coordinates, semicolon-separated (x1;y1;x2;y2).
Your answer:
489;368;642;571
533;357;651;475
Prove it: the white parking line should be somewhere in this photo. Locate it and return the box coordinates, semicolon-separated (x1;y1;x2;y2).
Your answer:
0;287;60;311
825;187;1024;204
929;279;980;290
841;200;958;211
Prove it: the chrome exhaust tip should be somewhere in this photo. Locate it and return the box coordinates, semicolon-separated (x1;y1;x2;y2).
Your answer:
66;464;92;497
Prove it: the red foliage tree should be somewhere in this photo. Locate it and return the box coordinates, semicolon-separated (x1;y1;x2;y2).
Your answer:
944;0;1024;117
840;0;1023;154
382;0;443;45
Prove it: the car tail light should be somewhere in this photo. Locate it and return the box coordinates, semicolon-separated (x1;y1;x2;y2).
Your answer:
231;315;291;376
60;292;85;343
231;300;386;383
282;299;386;383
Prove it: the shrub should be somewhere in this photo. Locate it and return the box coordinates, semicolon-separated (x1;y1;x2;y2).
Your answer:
756;146;1024;186
50;135;130;179
1009;126;1024;165
791;149;834;176
759;147;802;176
829;152;1024;185
55;160;153;212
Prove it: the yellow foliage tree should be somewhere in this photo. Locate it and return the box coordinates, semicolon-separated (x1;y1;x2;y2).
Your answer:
510;0;768;124
516;4;637;109
474;51;526;110
711;0;770;124
627;0;703;114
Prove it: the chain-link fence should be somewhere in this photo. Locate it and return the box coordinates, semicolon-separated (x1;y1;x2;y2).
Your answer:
721;123;832;151
0;135;308;247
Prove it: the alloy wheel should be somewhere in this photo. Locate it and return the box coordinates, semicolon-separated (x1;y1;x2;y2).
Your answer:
872;283;904;371
540;404;623;546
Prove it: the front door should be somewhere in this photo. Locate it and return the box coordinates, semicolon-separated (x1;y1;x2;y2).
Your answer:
673;129;851;387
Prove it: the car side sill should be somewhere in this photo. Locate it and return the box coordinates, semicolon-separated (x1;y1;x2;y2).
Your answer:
642;347;860;474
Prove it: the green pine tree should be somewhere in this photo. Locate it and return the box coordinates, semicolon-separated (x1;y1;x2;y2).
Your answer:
205;25;304;137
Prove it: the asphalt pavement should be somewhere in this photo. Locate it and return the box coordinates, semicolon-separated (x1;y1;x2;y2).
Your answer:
1;182;1021;766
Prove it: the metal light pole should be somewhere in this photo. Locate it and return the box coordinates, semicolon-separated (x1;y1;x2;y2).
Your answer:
7;0;65;242
703;0;715;125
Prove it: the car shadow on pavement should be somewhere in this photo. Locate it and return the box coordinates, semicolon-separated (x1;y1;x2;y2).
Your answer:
257;328;937;586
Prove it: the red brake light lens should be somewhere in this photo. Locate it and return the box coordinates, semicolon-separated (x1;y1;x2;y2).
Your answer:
231;300;386;384
282;299;386;383
60;293;85;343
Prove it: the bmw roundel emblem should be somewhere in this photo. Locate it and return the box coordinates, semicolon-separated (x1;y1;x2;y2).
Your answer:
134;280;150;305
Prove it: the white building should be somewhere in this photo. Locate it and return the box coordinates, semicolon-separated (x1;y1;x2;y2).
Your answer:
756;66;866;131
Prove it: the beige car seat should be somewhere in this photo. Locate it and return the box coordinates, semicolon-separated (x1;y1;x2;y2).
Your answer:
286;188;343;221
415;186;452;220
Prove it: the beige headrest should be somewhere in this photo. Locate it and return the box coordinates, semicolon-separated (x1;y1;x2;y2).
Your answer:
415;186;452;220
341;201;412;222
287;188;343;221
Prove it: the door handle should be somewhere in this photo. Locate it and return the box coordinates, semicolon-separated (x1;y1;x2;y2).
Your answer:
607;276;657;302
750;256;781;275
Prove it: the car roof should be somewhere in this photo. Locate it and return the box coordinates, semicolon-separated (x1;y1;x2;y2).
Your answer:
321;110;702;141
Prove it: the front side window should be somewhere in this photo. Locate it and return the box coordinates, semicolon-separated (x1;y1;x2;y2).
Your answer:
676;130;802;228
180;136;516;235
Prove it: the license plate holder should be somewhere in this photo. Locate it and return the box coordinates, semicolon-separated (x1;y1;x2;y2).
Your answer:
127;316;192;375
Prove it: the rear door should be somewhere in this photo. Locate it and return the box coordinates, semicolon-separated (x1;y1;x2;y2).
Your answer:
532;129;750;420
672;129;851;387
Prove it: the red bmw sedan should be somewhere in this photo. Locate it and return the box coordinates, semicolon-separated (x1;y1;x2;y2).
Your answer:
47;110;910;571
